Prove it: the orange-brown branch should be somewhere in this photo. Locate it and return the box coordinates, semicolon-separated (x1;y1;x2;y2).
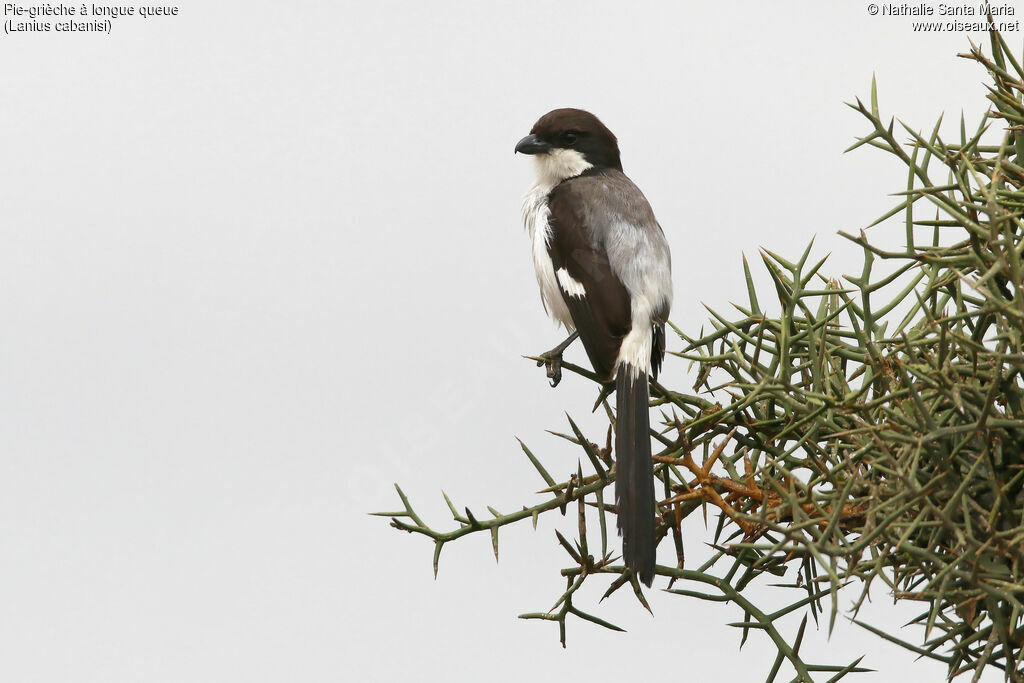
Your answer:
654;430;866;537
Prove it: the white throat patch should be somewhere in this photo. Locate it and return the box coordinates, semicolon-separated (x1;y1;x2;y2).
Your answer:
532;148;592;191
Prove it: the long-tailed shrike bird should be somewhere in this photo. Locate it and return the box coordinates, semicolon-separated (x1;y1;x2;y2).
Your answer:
516;108;672;586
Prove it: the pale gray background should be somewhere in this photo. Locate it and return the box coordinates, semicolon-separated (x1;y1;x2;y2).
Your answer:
0;1;1013;680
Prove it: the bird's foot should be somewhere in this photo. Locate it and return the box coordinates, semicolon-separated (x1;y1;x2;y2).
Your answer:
536;350;564;387
531;331;579;388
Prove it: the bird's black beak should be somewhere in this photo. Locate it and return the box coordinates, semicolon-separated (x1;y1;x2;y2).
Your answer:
515;134;551;155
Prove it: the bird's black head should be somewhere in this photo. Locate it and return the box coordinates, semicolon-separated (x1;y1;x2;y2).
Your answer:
515;109;622;180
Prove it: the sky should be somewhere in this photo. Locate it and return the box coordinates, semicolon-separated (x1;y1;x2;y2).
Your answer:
0;1;1017;681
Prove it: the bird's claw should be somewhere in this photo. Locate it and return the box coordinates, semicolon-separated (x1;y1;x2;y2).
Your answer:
537;353;563;387
532;332;577;389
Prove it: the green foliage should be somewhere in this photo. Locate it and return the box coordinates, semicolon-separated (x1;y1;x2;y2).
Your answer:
378;30;1024;682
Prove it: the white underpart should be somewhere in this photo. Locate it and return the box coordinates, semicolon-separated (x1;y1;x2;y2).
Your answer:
608;220;674;379
521;148;593;330
555;268;586;298
617;312;654;380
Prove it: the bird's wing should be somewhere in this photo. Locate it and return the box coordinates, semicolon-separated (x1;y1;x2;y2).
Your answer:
546;170;672;381
546;180;631;381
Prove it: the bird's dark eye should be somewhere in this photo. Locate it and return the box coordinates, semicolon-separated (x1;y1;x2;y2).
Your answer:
562;131;579;145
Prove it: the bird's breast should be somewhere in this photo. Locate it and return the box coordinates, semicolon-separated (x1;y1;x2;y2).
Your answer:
522;186;574;330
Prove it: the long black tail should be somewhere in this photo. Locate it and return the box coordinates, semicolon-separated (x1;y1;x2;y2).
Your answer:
615;364;655;586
